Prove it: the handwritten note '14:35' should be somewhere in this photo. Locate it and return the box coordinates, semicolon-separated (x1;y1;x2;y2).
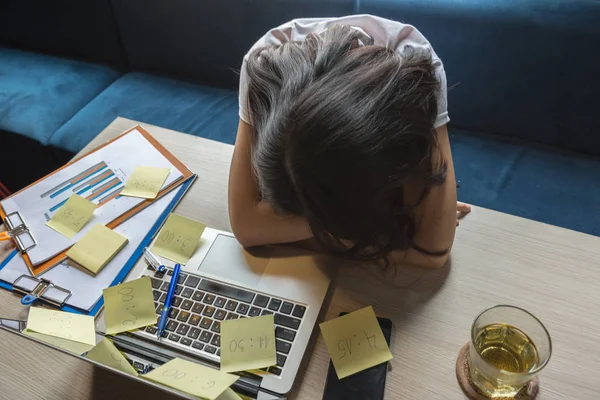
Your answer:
143;358;239;400
103;276;157;335
151;213;206;265
319;306;393;379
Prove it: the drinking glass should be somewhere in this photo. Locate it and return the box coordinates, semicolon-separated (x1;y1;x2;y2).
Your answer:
469;305;552;397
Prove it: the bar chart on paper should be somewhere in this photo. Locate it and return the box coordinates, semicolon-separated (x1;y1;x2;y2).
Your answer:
0;128;184;266
42;162;125;213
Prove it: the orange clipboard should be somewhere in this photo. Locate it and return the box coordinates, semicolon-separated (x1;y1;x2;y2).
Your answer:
0;125;194;276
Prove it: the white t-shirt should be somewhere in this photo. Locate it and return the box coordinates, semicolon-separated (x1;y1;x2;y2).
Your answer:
239;14;449;128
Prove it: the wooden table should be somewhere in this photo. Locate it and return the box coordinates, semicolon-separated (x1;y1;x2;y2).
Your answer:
1;117;599;400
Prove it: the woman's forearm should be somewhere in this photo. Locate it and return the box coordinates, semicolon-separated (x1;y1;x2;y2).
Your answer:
411;124;458;258
228;120;313;247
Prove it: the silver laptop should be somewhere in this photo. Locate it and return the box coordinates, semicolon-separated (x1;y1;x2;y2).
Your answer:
96;227;332;399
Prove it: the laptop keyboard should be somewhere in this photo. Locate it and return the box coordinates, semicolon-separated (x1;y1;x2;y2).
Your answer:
140;268;307;377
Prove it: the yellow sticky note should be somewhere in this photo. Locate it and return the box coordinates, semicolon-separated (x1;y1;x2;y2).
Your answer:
66;224;128;275
23;329;95;354
46;194;96;238
319;306;393;379
121;166;170;199
26;307;96;346
143;358;238;400
103;276;157;335
86;338;138;376
220;314;277;373
151;214;206;265
216;388;243;400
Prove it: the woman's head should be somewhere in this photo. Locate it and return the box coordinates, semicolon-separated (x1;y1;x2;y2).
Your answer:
245;25;446;261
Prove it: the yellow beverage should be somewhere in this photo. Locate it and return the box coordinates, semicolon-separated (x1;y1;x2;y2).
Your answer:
474;323;539;373
470;323;540;396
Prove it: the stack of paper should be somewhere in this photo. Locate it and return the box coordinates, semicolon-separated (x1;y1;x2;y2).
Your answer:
0;128;185;267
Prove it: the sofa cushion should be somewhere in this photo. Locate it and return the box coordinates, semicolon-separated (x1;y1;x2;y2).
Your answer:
111;0;357;88
360;0;600;156
0;48;122;145
451;129;600;236
50;72;240;153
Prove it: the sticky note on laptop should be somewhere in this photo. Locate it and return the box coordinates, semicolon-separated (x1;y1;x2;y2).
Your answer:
121;166;170;199
46;194;96;238
143;358;238;400
151;213;206;264
217;388;243;400
220;314;277;373
66;224;128;275
86;337;138;376
319;306;392;379
103;277;157;335
26;307;96;346
23;330;95;354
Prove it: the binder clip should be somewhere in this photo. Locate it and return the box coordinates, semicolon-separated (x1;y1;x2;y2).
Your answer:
13;275;72;307
2;211;37;253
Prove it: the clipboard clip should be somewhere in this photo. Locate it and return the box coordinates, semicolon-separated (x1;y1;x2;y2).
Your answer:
13;275;72;307
3;211;37;253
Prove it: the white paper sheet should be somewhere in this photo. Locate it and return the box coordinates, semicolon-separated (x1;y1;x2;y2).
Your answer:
0;190;177;312
0;129;183;265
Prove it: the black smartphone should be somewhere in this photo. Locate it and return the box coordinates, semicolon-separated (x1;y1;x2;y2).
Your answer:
322;313;393;400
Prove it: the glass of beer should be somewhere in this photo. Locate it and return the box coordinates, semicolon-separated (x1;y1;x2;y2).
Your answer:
469;305;552;397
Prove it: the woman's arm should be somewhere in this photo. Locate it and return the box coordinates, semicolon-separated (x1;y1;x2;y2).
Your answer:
389;124;459;268
228;119;313;247
229;121;463;267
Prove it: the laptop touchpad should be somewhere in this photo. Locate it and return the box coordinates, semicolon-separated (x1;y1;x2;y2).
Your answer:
198;234;272;287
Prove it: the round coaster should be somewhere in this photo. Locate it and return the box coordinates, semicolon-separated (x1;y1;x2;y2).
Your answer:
456;342;539;400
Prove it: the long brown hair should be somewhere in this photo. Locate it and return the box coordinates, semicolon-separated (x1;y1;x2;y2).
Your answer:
245;25;446;261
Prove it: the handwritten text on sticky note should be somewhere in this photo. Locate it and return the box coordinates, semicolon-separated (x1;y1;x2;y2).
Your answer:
103;276;157;335
143;358;238;400
121;166;170;199
86;337;138;376
151;213;206;264
220;314;277;373
27;307;96;346
23;329;95;354
319;306;392;379
46;194;96;238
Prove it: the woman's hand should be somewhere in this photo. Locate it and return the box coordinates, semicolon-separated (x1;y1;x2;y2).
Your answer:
456;202;471;226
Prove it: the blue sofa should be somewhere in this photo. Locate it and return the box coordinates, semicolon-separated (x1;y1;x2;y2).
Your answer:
1;0;599;237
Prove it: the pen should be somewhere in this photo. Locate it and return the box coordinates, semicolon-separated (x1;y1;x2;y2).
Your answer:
157;263;181;339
